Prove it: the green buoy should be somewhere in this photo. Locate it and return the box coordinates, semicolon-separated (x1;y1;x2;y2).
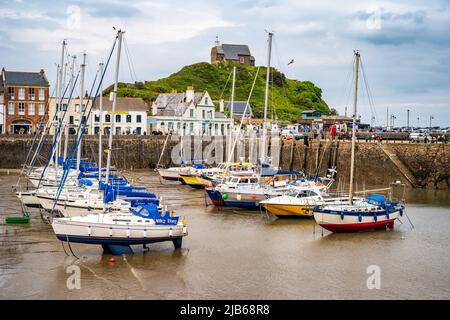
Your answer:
5;216;30;224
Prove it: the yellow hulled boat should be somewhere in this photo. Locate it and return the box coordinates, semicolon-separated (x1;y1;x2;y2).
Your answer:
260;187;325;218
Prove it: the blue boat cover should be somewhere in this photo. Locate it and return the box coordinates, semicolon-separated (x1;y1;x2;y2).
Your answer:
131;204;179;225
367;194;385;205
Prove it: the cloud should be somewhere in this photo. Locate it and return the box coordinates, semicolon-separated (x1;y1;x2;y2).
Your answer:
1;0;449;126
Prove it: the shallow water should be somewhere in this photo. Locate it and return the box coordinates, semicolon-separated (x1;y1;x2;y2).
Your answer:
0;171;449;299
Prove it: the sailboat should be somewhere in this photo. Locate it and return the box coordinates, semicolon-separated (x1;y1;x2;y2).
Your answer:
51;30;188;254
312;51;405;232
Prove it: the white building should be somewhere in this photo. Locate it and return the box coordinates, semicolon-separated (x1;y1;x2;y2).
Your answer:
149;86;230;136
90;97;148;135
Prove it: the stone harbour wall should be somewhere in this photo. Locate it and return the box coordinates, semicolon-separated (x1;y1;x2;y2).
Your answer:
0;135;448;189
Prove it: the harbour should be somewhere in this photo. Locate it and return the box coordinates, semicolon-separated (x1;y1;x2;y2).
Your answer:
1;0;450;305
1;171;449;299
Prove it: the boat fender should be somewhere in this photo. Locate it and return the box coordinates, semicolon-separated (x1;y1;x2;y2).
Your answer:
399;208;404;217
358;214;362;222
373;213;377;222
109;227;113;237
236;194;242;201
126;228;131;238
386;212;390;219
221;193;228;200
143;229;147;238
183;227;187;235
169;229;173;237
340;212;344;220
87;226;92;236
251;194;257;199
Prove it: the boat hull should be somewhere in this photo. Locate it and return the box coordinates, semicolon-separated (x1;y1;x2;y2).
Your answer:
16;192;42;208
157;168;181;181
262;203;314;217
313;208;401;233
52;220;187;245
179;175;206;189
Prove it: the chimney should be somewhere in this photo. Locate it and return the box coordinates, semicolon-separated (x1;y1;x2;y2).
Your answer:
39;69;45;76
219;99;224;113
186;86;194;103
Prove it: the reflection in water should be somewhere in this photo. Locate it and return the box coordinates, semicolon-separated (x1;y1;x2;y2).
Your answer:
0;172;449;299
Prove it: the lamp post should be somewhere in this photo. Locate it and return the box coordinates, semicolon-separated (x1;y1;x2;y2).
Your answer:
407;109;410;131
429;116;434;129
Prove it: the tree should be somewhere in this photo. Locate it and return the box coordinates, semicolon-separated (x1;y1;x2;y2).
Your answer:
329;108;338;115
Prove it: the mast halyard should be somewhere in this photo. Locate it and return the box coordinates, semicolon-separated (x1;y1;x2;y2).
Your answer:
348;50;360;205
105;30;124;185
261;32;273;163
98;62;104;182
228;66;236;162
63;55;76;161
54;40;66;181
76;52;86;173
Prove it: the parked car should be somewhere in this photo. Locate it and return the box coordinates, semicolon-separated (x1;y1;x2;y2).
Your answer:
281;129;302;140
409;132;435;142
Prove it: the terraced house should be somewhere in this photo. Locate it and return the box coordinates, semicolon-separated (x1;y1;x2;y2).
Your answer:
149;86;230;136
0;68;49;134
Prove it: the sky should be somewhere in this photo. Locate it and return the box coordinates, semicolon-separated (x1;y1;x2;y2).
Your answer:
1;0;449;127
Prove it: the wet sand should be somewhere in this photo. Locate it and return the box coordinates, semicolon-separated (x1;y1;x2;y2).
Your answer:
0;171;449;299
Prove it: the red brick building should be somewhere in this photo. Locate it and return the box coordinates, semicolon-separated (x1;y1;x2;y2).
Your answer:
1;68;49;134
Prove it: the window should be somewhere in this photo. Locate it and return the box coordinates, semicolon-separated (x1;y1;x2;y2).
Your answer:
8;102;14;115
28;102;35;115
190;123;194;133
18;102;25;115
69;116;74;124
168;122;173;129
202;110;205;119
18;88;25;100
75;104;80;113
136;127;141;135
126;115;132;123
29;88;35;100
190;109;194;118
239;56;245;64
94;127;100;135
8;87;14;100
105;114;111;123
94;114;100;122
205;97;208;104
208;110;212;119
136;115;142;123
38;103;45;115
115;127;121;135
116;114;121;123
38;88;45;101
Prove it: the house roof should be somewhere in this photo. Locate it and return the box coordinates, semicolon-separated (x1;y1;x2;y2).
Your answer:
153;91;208;116
93;97;149;112
224;101;252;116
217;44;252;60
2;69;49;86
215;112;226;119
302;109;321;114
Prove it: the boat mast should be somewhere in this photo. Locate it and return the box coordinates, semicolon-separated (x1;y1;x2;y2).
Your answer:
228;66;236;162
261;32;273;163
348;50;360;205
54;40;66;180
63;55;76;161
76;52;86;172
105;30;124;185
98;62;104;182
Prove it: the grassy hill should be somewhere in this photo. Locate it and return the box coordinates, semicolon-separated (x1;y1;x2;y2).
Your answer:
111;62;329;123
